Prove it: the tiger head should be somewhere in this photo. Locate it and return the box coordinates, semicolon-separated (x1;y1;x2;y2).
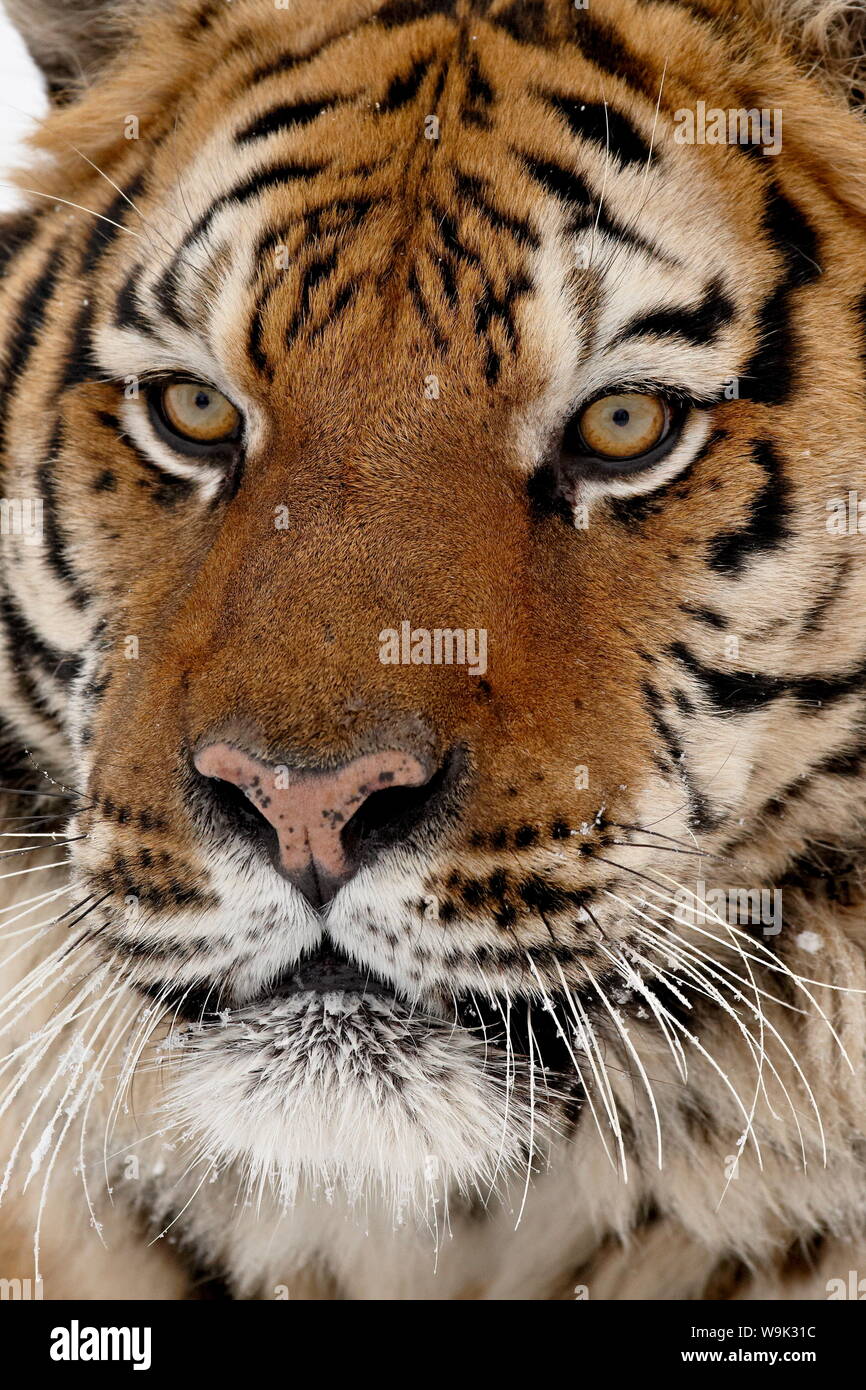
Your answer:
4;0;866;1216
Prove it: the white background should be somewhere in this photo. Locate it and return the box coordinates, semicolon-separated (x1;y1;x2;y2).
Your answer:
0;12;48;211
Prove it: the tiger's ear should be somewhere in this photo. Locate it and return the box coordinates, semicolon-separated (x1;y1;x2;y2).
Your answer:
746;0;865;115
2;0;150;101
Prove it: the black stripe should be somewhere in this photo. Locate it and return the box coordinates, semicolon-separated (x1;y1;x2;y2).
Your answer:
182;0;222;37
475;273;531;384
452;169;540;247
642;687;718;830
36;422;91;609
0;708;55;782
247;52;308;86
466;53;493;107
255;226;297;265
614;276;735;347
0;211;38;280
154;161;324;326
707;439;789;575
461;52;494;128
82;190;134;276
152;260;190;331
309;194;379;232
741;283;796;403
408;265;446;352
115;267;156;335
519;150;673;264
253;197;377;272
237;99;335;144
65;175;145;389
813;726;866;780
61;302;97;390
641;678;664;714
429;61;447;117
0;642;61;731
284;251;339;347
670;644;785;715
855;288;866;370
484;347;501;385
521;153;592;210
0;248;62;458
245;18;368;88
591;205;677;266
81;178;144;277
680;603;728;630
800;556;853;636
570;13;658;100
0;592;78;734
434;249;459;307
376;0;457;26
307;281;359;343
763;185;822;289
740;186;820;405
543;93;654;168
474;275;530;346
248;280;277;375
193;161;324;240
670;642;866;715
491;0;548;44
430;201;482;267
380;56;432;111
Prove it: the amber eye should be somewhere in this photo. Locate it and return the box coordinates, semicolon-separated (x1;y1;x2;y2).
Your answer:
574;392;672;462
157;379;240;445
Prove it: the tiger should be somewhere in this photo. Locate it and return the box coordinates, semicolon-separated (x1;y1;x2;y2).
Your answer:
0;0;866;1303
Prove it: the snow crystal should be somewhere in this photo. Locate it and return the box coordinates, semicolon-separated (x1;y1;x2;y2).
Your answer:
796;931;822;954
26;1120;55;1184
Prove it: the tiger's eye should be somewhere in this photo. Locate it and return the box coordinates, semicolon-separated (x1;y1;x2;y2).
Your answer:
160;381;240;443
577;393;670;460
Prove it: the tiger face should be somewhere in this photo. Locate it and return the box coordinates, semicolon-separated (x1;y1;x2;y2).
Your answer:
4;0;866;1224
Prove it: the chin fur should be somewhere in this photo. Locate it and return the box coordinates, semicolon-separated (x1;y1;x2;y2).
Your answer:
164;992;554;1212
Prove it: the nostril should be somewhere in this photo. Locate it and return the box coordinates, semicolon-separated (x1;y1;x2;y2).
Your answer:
205;774;278;850
339;750;456;866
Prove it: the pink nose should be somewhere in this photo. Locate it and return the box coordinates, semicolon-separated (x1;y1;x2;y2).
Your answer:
193;743;429;905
